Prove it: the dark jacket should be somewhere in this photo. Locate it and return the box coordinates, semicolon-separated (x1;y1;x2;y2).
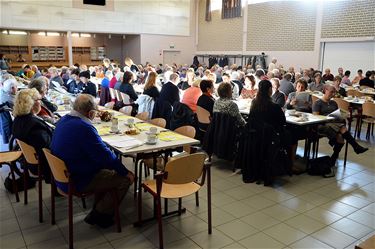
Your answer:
271;91;286;108
0;102;13;143
114;83;138;102
170;102;195;131
359;78;374;88
78;81;97;97
143;86;160;100
159;82;180;106
177;81;190;90
203;112;240;162
248;102;286;134
12;114;53;182
99;85;111;106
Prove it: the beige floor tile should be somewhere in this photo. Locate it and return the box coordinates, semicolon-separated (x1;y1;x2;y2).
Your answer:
242;195;276;210
261;204;299;221
280;197;317;213
319;200;358;216
337;194;372;209
220;201;257;218
190;228;234;249
27;237;68;249
298;192;331;206
289;236;333;249
304;207;343;225
261;189;295;202
165;237;200;249
347;210;375;228
0;231;27;249
170;215;209;236
240;211;281;231
330;218;373;239
22;223;63;245
312;227;357;249
0;217;20;236
361;203;375;215
222;242;246;248
216;220;258;241
111;233;154;249
285;214;326;234
238;232;285;249
87;242;114;249
263;223;306;245
142;223;185;245
223;186;257;200
197;207;236;226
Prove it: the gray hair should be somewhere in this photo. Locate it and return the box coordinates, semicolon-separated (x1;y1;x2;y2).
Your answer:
29;77;46;94
73;94;97;115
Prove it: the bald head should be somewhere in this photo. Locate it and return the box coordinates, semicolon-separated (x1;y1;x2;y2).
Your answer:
73;94;97;118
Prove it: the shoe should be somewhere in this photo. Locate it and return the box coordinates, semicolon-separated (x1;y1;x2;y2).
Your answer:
353;145;368;154
84;210;114;229
323;168;335;178
84;210;98;225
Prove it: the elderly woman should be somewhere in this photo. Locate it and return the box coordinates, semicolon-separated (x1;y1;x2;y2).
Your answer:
271;78;286;108
182;79;202;112
78;71;97;97
115;71;138;102
240;74;257;99
285;79;312;112
197;79;215;116
28;77;58;124
213;82;245;127
333;75;346;97
308;73;324;92
0;78;17;107
65;68;81;94
12;88;53;182
48;67;64;89
312;84;368;166
178;68;194;90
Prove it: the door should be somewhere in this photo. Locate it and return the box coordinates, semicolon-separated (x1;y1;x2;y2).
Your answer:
163;50;181;65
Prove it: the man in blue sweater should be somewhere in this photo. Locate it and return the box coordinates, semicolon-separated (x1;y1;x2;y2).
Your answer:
51;94;134;228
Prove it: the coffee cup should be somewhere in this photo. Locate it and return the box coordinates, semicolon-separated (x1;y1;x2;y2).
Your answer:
147;134;157;144
149;127;158;134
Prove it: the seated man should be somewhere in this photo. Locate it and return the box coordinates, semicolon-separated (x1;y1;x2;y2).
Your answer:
51;94;134;228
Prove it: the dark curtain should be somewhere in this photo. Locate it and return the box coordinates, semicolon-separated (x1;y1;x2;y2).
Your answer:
222;0;241;19
205;0;211;21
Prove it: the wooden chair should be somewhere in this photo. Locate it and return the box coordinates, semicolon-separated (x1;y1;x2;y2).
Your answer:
104;101;115;110
114;90;123;102
149;118;166;128
119;106;133;116
347;89;365;97
137;153;212;249
109;88;116;100
196;106;211;142
43;149;121;249
0;151;23;202
17;140;44;223
135;112;149;121
361;102;375;140
120;92;131;105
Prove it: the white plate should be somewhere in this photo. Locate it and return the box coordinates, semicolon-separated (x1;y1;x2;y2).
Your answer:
145;140;157;145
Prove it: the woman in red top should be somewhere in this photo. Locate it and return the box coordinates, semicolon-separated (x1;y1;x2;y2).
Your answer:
240;74;257;99
181;79;202;112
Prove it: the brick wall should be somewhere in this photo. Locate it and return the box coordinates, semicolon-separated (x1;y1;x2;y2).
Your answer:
197;0;243;51
321;0;375;38
246;1;316;51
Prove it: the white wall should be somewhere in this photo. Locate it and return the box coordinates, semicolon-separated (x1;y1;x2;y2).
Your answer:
0;0;190;36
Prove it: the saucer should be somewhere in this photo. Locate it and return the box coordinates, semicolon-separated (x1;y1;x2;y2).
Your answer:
145;140;157;145
109;130;120;134
145;131;159;135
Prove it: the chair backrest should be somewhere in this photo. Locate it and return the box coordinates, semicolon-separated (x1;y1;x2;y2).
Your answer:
333;98;350;112
196;106;211;124
104;101;115;110
150;118;166;128
347;89;364;97
174;125;196;138
362;102;375;117
135;111;149;121
120;92;131;105
109;88;116;100
164;153;206;184
42;148;69;183
114;90;123;101
17;139;38;164
119;106;133;116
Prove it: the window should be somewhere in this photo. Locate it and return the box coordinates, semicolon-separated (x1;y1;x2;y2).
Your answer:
222;0;242;19
205;0;212;21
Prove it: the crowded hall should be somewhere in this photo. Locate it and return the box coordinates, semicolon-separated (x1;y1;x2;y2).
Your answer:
0;0;374;248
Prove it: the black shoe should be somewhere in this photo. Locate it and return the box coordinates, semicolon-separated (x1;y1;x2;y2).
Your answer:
354;145;368;154
84;210;98;225
84;210;114;229
323;168;335;178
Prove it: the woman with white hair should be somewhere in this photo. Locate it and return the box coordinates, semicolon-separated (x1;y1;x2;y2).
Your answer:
0;78;18;107
12;88;53;182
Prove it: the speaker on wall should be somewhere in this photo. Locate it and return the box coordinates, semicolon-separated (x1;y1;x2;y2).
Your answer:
83;0;106;6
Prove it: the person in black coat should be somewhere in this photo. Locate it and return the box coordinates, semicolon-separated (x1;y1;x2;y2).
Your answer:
197;79;215;116
78;71;97;97
12;89;53;182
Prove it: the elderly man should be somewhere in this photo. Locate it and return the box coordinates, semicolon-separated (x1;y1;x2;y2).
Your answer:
268;57;277;72
279;73;295;97
31;65;42;80
322;68;334;81
51;94;134;228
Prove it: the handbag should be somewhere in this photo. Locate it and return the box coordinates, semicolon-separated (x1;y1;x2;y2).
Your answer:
4;172;36;194
307;156;332;176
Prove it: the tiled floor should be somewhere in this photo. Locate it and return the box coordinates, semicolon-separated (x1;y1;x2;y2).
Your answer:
0;134;374;249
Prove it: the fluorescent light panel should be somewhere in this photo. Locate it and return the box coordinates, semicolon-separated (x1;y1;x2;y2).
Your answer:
38;32;60;36
2;30;27;35
71;33;91;37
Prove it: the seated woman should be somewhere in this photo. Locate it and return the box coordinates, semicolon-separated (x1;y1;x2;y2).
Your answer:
143;71;160;100
213;82;245;128
29;77;58;124
271;78;286;108
115;71;138;102
308;73;324;92
312;84;368;166
12;88;53;182
178;68;194;90
182;79;202;112
78;71;97;97
197;79;215;116
65;68;81;94
333;75;346;97
100;70;112;89
285;79;312;112
240;74;257;99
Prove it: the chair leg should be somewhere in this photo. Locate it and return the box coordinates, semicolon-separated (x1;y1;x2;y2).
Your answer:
137;183;143;225
81;197;86;209
9;162;19;202
156;196;164;249
343;142;349;168
195;192;199;207
23;166;28;205
207;168;212;234
51;180;56;225
164;199;168;215
38;164;43;223
111;191;121;233
68;192;73;249
133;159;139;200
178;198;182;216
